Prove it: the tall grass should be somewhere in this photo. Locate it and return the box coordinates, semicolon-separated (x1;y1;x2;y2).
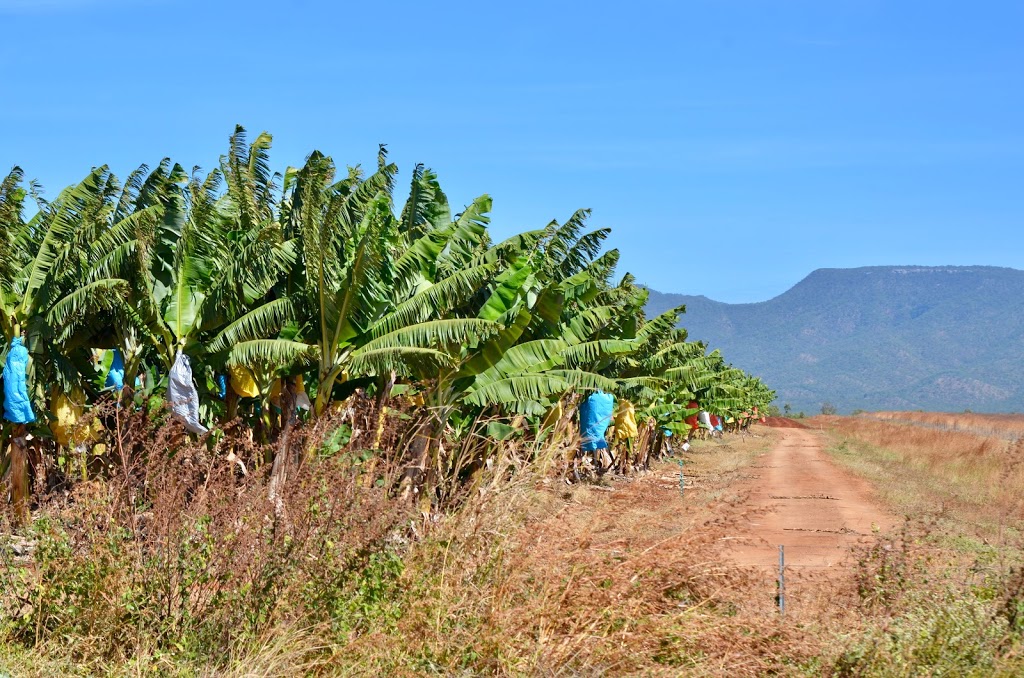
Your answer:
0;409;413;672
0;418;816;675
818;414;1024;532
3;412;1024;675
864;410;1024;440
816;413;1024;675
332;430;832;676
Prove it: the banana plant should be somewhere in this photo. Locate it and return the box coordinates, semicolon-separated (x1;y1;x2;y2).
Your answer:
271;150;508;415
0;166;162;398
0;128;783;515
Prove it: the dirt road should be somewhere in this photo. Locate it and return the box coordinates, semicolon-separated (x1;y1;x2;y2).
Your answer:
722;427;896;571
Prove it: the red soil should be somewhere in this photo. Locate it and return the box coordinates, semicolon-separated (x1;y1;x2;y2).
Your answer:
762;417;809;429
717;428;897;613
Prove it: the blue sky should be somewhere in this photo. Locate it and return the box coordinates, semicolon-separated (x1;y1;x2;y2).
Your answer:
1;0;1021;302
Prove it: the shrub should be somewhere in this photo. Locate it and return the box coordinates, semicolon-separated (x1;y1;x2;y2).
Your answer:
835;593;1011;676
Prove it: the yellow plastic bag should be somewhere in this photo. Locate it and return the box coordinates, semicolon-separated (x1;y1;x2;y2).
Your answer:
229;365;260;398
51;387;84;447
614;400;638;441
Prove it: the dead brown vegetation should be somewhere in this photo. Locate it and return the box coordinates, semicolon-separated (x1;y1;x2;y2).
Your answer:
4;415;1024;675
816;414;1024;529
864;410;1024;440
335;427;833;676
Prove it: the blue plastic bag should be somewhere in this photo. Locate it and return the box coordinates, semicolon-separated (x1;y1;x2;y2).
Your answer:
216;373;227;400
579;391;614;451
105;349;125;390
3;337;35;424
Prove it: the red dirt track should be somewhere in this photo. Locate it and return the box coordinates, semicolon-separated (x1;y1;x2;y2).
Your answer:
721;428;896;576
761;417;809;429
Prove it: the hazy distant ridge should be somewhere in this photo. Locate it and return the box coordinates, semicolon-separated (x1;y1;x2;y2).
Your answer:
645;266;1024;413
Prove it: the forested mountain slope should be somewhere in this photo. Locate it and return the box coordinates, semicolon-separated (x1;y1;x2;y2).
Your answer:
646;266;1024;413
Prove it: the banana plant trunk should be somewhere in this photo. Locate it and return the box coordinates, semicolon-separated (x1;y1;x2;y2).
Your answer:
226;387;239;422
10;424;29;526
268;379;298;519
399;410;445;503
314;364;345;418
371;371;397;450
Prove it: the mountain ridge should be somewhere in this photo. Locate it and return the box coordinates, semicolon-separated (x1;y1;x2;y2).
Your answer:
645;265;1024;413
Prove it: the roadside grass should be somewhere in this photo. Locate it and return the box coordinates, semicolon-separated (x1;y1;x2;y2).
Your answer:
0;419;797;676
6;418;1024;675
827;517;1024;678
864;410;1024;440
816;414;1024;538
335;427;795;675
814;414;1024;676
341;421;1024;677
0;645;85;677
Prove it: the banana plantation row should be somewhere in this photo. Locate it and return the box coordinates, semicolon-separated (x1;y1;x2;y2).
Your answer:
0;126;774;516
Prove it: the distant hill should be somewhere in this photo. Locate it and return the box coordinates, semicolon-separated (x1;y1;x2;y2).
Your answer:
645;266;1024;414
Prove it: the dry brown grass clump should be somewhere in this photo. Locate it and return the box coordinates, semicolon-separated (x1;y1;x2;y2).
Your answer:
333;428;830;676
0;402;416;673
865;410;1024;440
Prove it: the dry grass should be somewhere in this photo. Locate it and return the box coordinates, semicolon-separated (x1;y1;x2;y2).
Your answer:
333;426;834;676
814;415;1024;535
5;415;1024;675
342;423;1024;676
0;401;418;674
807;416;1024;676
865;410;1024;440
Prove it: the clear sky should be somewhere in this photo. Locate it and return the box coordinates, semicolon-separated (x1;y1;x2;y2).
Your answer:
1;0;1021;302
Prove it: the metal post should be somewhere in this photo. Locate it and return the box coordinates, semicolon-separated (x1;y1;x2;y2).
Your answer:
678;459;685;496
778;544;786;615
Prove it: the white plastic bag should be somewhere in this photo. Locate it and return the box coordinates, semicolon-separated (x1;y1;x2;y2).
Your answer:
168;350;208;435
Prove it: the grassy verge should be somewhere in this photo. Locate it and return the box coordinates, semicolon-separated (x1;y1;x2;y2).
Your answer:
812;415;1024;676
4;420;1024;675
817;414;1024;540
0;426;816;676
333;428;793;675
865;410;1024;440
